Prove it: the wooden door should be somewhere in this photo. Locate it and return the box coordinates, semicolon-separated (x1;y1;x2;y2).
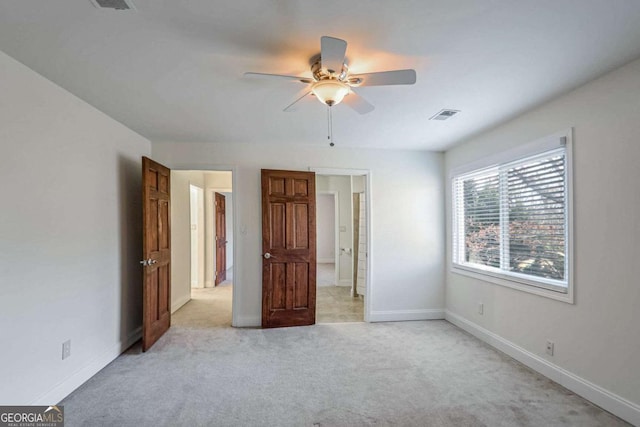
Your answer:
261;169;316;328
215;192;227;285
141;157;171;351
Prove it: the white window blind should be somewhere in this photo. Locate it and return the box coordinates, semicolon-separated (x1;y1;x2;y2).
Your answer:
452;143;569;293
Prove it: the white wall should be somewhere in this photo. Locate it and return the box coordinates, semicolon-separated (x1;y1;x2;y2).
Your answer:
170;171;205;311
205;171;232;191
151;143;445;326
0;50;151;404
189;184;205;289
316;193;336;263
444;58;640;424
317;175;353;285
352;175;366;193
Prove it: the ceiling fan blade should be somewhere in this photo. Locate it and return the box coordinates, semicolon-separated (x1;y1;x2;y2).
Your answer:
283;89;313;112
243;72;313;84
350;69;417;86
320;36;347;74
343;89;375;115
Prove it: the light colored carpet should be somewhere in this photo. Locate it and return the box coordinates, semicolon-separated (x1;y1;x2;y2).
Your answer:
60;317;627;426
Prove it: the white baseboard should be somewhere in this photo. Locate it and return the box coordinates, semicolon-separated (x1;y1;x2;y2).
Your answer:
33;326;142;406
369;309;445;322
317;258;335;264
205;280;213;288
171;293;191;314
233;315;261;328
445;310;640;426
338;279;352;287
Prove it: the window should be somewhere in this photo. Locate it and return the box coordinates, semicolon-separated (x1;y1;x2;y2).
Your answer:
452;130;572;300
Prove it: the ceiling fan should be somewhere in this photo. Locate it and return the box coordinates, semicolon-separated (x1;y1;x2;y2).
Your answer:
244;36;417;114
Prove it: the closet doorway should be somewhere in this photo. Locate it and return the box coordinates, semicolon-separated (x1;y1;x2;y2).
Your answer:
315;172;369;323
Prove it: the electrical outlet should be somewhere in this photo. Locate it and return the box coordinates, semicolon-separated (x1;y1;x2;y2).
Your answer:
478;302;484;315
62;340;71;360
546;340;554;356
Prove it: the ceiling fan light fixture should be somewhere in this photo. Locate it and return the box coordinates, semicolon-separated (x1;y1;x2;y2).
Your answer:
311;79;350;107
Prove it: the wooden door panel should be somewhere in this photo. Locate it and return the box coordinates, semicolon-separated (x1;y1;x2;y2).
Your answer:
269;263;287;310
270;203;286;249
158;265;169;310
160;201;169;249
147;270;158;322
262;169;316;328
293;263;309;309
293;203;309;249
142;157;171;352
293;179;309;196
149;200;159;251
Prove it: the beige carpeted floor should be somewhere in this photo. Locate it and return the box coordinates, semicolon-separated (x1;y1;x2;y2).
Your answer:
60;292;629;426
59;271;630;426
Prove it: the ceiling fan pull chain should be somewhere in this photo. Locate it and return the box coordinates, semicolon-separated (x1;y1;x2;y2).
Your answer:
328;106;335;147
327;105;330;142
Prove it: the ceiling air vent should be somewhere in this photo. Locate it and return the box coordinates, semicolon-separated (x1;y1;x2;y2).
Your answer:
90;0;136;10
429;109;460;121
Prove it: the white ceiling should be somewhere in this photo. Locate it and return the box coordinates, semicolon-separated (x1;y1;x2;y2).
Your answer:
1;1;640;151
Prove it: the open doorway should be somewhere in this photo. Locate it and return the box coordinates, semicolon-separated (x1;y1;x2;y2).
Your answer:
170;170;234;328
315;173;368;323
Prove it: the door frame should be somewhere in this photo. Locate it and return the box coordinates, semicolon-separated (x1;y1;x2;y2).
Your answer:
171;164;239;327
310;167;372;322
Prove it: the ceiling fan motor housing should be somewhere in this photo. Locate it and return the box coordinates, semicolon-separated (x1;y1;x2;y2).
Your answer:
312;58;348;82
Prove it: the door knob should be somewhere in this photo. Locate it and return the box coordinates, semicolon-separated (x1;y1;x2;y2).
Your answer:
263;253;271;259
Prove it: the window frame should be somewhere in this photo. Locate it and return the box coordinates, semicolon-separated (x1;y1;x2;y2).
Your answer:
450;129;574;304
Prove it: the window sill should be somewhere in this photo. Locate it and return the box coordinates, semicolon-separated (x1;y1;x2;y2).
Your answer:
451;265;574;304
